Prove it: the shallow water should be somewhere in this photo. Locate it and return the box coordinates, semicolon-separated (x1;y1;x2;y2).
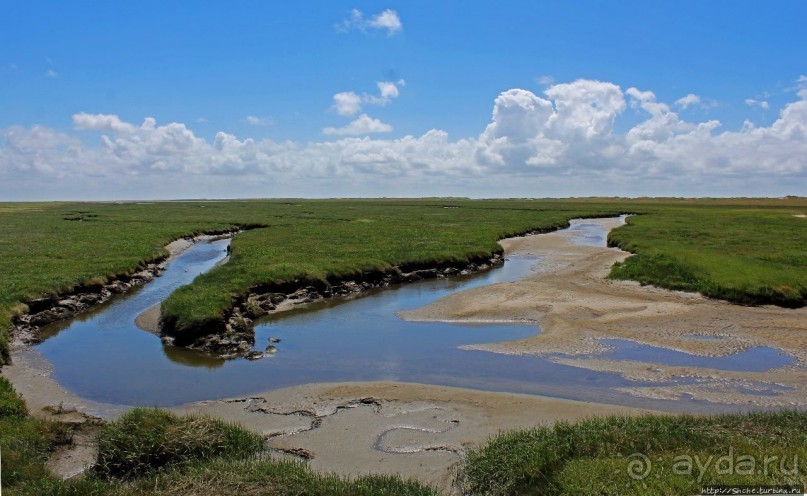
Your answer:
596;339;793;372
32;219;792;412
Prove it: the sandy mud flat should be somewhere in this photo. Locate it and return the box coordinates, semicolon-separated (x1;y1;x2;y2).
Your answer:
173;381;649;493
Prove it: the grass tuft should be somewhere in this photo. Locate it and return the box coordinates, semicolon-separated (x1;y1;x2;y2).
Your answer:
93;408;264;480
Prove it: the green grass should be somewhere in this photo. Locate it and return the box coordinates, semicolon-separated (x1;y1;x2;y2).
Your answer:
608;203;807;307
463;411;807;495
93;408;265;480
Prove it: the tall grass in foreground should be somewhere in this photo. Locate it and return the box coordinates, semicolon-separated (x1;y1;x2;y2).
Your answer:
0;377;72;493
464;412;807;495
93;408;264;479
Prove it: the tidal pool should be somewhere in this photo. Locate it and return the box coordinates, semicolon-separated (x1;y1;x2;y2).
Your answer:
595;339;793;372
31;219;789;412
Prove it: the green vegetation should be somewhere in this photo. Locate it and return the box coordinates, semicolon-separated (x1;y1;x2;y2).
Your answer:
93;408;264;479
608;204;807;307
0;377;72;493
158;200;625;341
464;411;807;495
1;198;805;361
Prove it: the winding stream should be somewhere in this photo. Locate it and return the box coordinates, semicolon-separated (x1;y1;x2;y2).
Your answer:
30;219;794;412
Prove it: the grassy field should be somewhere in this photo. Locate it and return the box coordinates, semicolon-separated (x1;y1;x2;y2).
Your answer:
608;201;807;307
0;198;805;361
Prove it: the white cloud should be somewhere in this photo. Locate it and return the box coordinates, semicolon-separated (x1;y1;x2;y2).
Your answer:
332;92;363;117
377;80;403;99
329;80;405;128
331;80;405;115
367;9;402;35
245;115;271;126
546;80;626;138
46;69;58;78
675;93;701;109
3;77;807;199
745;98;770;110
537;75;555;86
337;8;402;36
323;114;393;136
361;79;405;106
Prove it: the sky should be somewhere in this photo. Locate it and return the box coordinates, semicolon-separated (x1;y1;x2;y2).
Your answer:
1;1;806;200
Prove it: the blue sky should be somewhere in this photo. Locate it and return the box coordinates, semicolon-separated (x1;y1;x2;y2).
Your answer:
1;1;806;200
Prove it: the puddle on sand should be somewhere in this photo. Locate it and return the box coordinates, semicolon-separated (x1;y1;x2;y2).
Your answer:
594;339;794;372
29;218;795;413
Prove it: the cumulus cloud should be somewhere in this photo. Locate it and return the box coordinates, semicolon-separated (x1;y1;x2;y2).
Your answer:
331;79;405;116
745;98;770;110
337;8;402;36
3;77;807;199
377;79;404;99
332;92;363;117
675;93;700;109
323;114;393;136
327;79;405;133
368;9;402;35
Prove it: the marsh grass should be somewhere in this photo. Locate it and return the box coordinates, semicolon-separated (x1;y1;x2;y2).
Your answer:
608;205;807;307
463;412;807;495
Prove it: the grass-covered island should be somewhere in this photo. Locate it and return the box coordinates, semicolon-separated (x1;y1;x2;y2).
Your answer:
1;197;806;494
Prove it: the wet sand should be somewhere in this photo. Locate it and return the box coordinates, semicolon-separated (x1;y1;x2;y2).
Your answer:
134;303;161;333
400;217;807;408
